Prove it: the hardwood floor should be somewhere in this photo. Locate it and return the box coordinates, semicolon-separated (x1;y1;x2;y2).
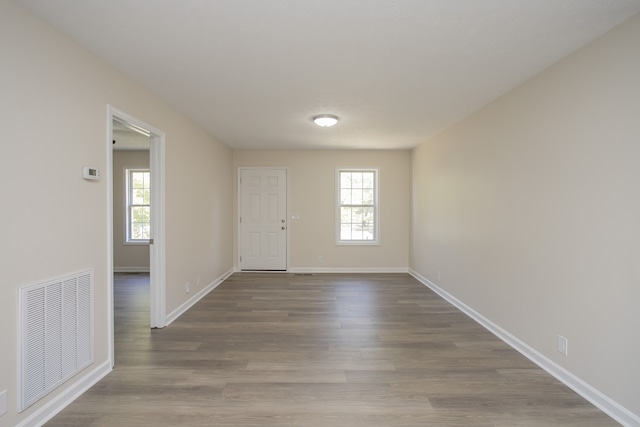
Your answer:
46;273;616;426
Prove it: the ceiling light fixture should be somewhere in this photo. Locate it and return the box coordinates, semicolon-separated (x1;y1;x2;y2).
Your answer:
312;114;339;127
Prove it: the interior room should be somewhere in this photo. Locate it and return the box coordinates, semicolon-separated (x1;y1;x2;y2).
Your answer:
1;1;639;426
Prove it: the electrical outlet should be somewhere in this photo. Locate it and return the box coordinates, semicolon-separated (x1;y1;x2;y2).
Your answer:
185;282;190;294
558;335;568;356
318;255;324;265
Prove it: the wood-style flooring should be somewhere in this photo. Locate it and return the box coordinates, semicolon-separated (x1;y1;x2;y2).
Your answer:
46;273;617;426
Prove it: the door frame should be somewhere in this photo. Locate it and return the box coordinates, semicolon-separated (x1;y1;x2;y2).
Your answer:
237;167;290;271
107;105;166;366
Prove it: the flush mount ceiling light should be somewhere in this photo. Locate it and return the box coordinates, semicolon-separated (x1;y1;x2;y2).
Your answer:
312;114;339;127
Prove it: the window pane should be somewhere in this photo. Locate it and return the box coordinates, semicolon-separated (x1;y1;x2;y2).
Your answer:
341;224;352;240
132;172;144;188
362;207;374;238
132;206;150;222
133;189;144;205
340;188;352;205
341;172;352;189
352;189;363;205
362;189;374;205
341;207;352;223
352;172;363;188
132;223;150;240
351;207;363;224
132;224;141;239
362;172;374;189
141;224;150;239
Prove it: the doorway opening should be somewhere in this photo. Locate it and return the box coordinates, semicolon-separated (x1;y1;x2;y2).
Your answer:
108;106;166;367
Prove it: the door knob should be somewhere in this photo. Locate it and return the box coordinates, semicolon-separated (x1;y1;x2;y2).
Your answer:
281;226;286;230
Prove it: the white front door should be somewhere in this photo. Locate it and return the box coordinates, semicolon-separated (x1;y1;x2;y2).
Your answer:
239;168;287;271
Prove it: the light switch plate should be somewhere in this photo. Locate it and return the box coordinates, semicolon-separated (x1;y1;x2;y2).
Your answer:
558;335;568;356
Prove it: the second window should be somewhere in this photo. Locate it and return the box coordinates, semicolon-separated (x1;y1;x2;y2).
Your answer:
337;168;379;245
126;168;151;244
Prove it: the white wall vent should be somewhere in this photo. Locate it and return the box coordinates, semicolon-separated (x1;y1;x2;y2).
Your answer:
18;269;94;412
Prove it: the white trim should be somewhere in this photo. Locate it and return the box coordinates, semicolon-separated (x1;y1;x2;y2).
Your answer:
106;108;115;371
335;167;380;245
16;360;112;427
108;105;167;354
289;267;408;274
408;269;640;427
113;267;150;273
148;132;166;329
165;268;234;326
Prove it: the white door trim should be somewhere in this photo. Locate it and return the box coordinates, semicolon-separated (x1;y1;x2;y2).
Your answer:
237;167;290;271
107;105;166;366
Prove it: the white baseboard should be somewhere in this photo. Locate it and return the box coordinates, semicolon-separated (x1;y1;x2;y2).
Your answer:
113;266;150;273
16;360;112;427
165;268;234;326
232;266;409;274
409;269;640;427
288;267;409;274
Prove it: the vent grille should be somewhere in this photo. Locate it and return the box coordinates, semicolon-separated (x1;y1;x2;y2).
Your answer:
19;270;94;412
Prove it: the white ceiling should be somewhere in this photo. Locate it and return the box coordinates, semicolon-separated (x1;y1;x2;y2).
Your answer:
112;120;151;151
19;0;640;150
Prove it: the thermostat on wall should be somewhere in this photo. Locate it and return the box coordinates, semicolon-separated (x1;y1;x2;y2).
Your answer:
82;166;101;181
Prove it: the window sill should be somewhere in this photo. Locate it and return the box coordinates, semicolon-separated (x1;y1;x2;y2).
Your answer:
336;240;380;246
125;241;151;246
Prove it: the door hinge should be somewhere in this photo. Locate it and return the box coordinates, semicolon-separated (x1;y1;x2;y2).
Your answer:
239;217;242;223
239;256;242;262
149;238;154;244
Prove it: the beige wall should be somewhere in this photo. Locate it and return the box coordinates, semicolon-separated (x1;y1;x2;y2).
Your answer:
164;117;234;315
234;150;411;271
411;13;640;417
0;2;233;425
113;150;150;271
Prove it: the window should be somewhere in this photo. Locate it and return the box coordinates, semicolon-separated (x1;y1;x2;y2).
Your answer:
126;169;151;243
336;168;379;245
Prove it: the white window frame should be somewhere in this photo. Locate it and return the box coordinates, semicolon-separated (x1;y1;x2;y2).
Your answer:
335;167;380;245
125;168;151;245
